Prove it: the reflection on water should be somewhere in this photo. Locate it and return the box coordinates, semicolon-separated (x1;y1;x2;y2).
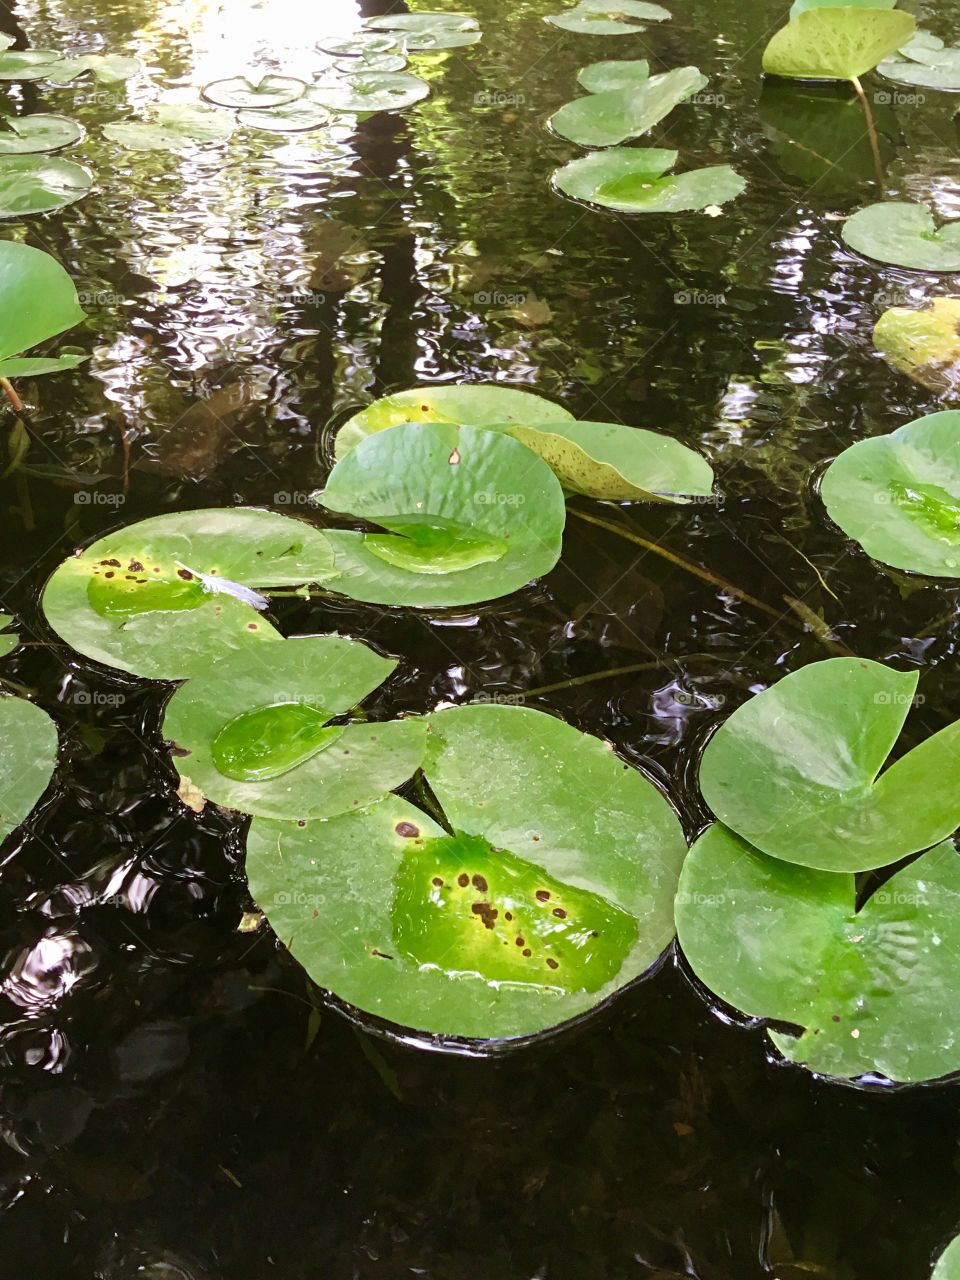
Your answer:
3;0;960;1275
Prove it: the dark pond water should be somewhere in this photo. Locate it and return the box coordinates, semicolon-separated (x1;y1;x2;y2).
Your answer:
3;0;960;1274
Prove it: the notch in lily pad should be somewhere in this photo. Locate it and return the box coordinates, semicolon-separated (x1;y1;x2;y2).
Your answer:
0;242;87;385
245;703;687;1043
201;74;306;109
553;146;746;213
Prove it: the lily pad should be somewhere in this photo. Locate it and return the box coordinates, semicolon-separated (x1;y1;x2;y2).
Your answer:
0;155;92;218
878;56;960;90
0;114;82;155
873;298;960;396
0;614;17;658
237;98;330;133
820;410;960;576
553;146;745;213
0;49;63;81
549;66;707;148
546;0;671;35
334;383;572;459
44;54;141;85
42;508;337;680
333;54;408;74
762;7;916;81
933;1237;960;1280
163;635;427;818
103;104;235;152
0;695;57;842
577;59;650;92
791;0;896;15
842;202;960;271
700;657;960;872
310;71;429;115
676;824;960;1083
314;422;566;608
362;13;478;32
318;33;401;57
0;241;86;378
245;703;687;1042
201;74;305;108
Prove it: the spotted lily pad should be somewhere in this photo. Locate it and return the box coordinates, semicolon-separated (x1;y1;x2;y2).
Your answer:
700;657;960;872
0;154;92;218
676;824;960;1083
546;0;671;35
313;422;566;608
42;508;337;680
0;241;86;379
0;695;57;842
202;74;305;108
237;97;330;133
820;410;960;576
762;7;916;80
873;298;960;396
0;114;82;154
577;59;650;92
549;66;707;147
245;703;687;1042
103;104;235;152
163;634;426;818
843;202;960;271
310;71;429;115
553;146;745;213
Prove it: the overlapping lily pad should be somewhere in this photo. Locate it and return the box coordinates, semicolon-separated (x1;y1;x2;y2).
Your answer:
880;33;960;90
163;635;427;818
45;54;141;85
0;155;93;218
553;146;745;213
103;104;235;152
314;422;566;607
676;824;960;1082
245;703;687;1042
549;66;707;148
362;13;481;51
873;298;960;396
202;75;305;109
0;241;86;379
700;657;960;872
0;114;83;155
42;508;337;680
0;695;58;842
843;202;960;271
237;98;330;133
0;49;63;81
546;0;670;35
577;59;650;92
318;33;400;58
820;411;960;576
310;71;429;115
762;7;916;81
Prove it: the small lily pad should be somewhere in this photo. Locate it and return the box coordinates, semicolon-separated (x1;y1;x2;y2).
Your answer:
549;66;707;147
553;146;745;213
0;49;65;82
933;1237;960;1280
676;824;960;1083
202;74;306;108
546;0;671;35
0;114;82;155
362;13;478;32
163;634;427;818
103;104;235;152
237;98;330;133
843;202;960;271
318;33;401;57
310;71;430;115
0;695;57;842
0;154;93;218
333;54;408;74
874;297;960;396
878;56;960;90
0;241;86;377
577;59;650;92
700;656;960;872
820;410;960;576
762;7;916;80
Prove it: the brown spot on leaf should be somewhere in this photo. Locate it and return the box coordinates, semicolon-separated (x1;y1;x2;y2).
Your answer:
472;874;488;892
177;569;194;581
546;958;559;970
553;908;567;919
395;821;420;838
457;872;469;887
536;890;550;902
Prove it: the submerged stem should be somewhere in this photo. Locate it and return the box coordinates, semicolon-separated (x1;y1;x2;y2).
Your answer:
851;75;884;187
0;378;24;415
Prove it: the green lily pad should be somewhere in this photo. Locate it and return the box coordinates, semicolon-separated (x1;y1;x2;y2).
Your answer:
878;56;960;89
333;54;408;74
577;59;650;92
237;97;330;132
549;66;707;148
362;12;478;31
314;422;566;608
44;54;141;85
676;824;960;1083
42;508;337;680
762;7;916;81
245;703;687;1042
553;146;745;213
0;114;82;155
0;695;57;842
546;0;671;35
791;0;896;16
933;1237;960;1280
0;614;17;658
0;241;85;378
310;71;429;114
700;656;960;872
318;33;400;57
0;49;63;81
873;298;960;396
103;104;235;152
202;74;305;108
334;383;572;459
0;155;92;218
820;410;960;576
163;634;427;818
842;202;960;271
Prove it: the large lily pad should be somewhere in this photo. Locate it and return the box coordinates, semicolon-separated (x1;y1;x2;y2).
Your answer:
0;241;86;378
201;75;305;108
314;422;566;608
0;155;93;218
577;59;650;92
0;49;61;81
44;54;141;85
820;410;960;576
0;114;82;155
0;695;58;843
762;7;916;81
318;33;400;57
553;146;745;213
237;98;330;133
873;298;960;396
933;1237;960;1280
163;635;427;818
310;71;429;115
700;657;960;872
334;383;572;459
42;508;337;680
245;703;687;1042
842;203;960;271
103;104;235;152
549;66;707;148
676;824;960;1083
546;0;670;35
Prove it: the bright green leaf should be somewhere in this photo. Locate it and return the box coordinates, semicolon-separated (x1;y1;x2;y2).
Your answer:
842;202;960;271
0;155;93;218
0;241;85;365
553;146;745;213
762;7;916;81
549;66;707;147
0;695;57;841
0;114;82;155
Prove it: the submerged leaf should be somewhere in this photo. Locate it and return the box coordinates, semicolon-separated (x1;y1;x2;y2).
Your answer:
762;7;916;81
549;66;707;147
212;703;341;782
874;298;960;396
364;519;509;574
843;202;960;271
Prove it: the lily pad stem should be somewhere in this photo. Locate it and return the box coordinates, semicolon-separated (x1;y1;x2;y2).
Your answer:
0;378;24;415
850;75;884;186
